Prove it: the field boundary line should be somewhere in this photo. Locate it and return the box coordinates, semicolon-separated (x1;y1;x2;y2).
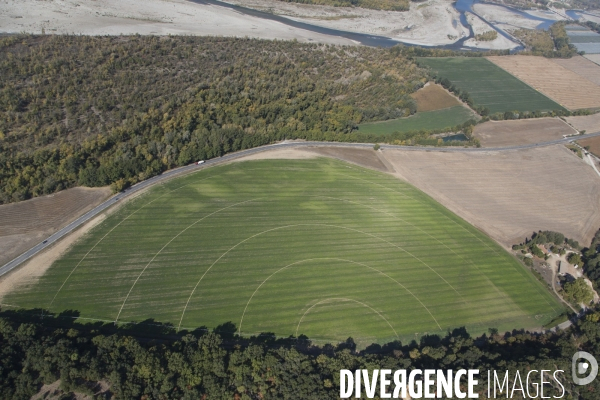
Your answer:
177;223;461;331
237;257;442;334
114;198;261;324
485;57;569;112
295;298;399;339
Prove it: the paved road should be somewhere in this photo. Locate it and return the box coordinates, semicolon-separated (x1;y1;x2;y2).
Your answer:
2;131;599;277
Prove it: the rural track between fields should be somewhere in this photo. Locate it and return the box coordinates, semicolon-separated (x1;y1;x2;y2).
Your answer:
2;130;600;278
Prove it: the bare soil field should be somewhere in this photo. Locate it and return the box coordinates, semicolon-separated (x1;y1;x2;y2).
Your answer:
487;55;600;111
565;113;600;133
578;136;600;158
304;147;389;172
0;187;111;267
473;118;575;147
380;145;600;248
551;56;600;86
410;83;461;112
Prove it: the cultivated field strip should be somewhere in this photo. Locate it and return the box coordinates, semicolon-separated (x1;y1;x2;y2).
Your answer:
551;55;600;86
473;118;574;147
6;159;562;344
358;105;475;136
488;55;600;111
417;57;565;114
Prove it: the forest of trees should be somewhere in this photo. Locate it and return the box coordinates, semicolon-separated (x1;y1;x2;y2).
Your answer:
0;35;432;203
513;22;579;58
0;306;599;399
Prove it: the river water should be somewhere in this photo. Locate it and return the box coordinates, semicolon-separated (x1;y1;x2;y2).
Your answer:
192;0;574;50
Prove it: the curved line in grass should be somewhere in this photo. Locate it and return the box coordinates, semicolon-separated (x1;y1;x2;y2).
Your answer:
238;257;442;335
295;298;399;339
177;223;460;332
48;166;244;313
47;181;176;311
113;198;261;324
314;195;513;308
335;170;558;312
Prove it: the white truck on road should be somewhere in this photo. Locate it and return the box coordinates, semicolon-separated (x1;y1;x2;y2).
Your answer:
197;160;205;165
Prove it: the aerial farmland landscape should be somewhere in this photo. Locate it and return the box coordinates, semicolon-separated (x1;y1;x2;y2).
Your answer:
1;0;600;398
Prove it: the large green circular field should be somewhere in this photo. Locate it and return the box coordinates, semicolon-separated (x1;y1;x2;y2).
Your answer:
7;158;563;345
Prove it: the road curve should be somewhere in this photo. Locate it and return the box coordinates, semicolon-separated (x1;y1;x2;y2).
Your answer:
1;131;599;277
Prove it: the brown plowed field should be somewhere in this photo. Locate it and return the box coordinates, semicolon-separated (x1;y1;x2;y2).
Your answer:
473;118;574;147
380;145;600;248
565;113;600;133
551;56;600;86
0;187;111;266
578;136;600;158
487;55;600;110
410;83;460;112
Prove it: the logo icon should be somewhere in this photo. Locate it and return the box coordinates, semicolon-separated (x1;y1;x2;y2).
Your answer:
572;351;598;385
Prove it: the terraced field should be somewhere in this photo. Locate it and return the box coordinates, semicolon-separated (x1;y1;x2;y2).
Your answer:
4;158;563;345
417;57;565;114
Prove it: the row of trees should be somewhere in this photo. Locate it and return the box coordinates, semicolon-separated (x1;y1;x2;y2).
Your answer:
1;305;600;399
486;108;592;121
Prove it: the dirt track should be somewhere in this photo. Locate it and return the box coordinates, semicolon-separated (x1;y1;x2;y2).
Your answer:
380;145;600;248
488;55;600;111
474;118;575;147
0;187;111;267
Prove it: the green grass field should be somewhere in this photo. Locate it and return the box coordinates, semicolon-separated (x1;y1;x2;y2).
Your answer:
5;158;563;346
358;105;476;135
417;57;565;114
